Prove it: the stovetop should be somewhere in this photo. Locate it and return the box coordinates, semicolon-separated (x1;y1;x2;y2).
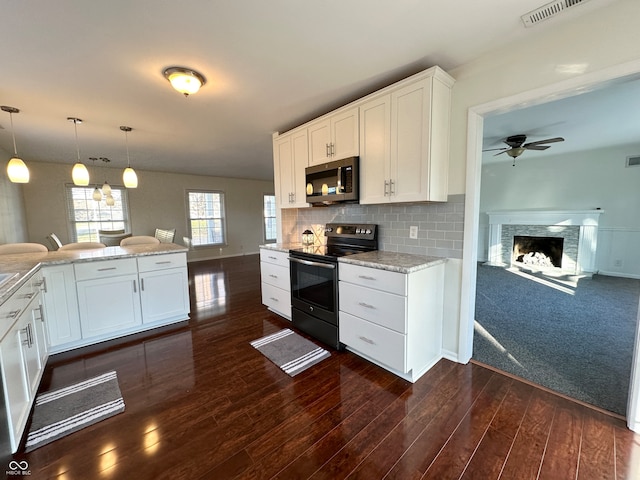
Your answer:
289;223;378;260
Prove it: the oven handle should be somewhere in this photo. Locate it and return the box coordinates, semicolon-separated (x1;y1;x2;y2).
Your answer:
289;257;336;270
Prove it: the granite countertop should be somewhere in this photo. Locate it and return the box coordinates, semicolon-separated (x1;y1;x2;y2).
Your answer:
0;243;187;305
259;243;302;253
339;251;447;274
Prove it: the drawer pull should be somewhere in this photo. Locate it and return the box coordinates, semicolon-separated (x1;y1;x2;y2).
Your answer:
269;274;278;278
97;267;117;272
358;302;376;309
23;292;36;299
268;256;278;260
155;261;172;265
270;297;279;302
34;279;45;287
358;275;377;281
7;309;21;319
359;336;375;345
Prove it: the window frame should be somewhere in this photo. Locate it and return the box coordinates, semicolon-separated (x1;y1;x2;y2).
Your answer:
186;189;227;248
263;193;277;243
65;184;131;243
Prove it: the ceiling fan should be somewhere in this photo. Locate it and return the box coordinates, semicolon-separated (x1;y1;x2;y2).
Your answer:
483;134;565;165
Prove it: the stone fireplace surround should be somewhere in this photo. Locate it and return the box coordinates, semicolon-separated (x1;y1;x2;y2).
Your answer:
486;210;603;274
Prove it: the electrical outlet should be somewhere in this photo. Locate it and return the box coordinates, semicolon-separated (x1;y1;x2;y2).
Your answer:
409;225;418;239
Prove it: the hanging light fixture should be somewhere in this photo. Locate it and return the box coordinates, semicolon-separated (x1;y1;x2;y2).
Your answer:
120;126;138;188
1;106;29;183
99;157;112;195
163;66;206;97
68;117;89;185
89;158;102;201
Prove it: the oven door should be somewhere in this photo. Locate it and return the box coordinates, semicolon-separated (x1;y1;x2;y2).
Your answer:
289;255;337;325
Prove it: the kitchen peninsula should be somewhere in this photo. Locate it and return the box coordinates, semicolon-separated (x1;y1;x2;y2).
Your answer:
0;243;189;452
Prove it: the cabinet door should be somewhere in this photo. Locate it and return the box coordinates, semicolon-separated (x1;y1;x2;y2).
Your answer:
42;265;82;348
77;274;142;339
139;268;189;324
32;298;49;369
308;118;331;165
390;78;432;203
290;129;310;208
274;134;294;208
22;312;41;398
331;107;359;160
359;94;391;204
0;317;31;452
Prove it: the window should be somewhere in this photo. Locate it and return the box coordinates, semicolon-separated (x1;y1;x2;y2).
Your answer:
263;194;276;242
66;186;131;242
187;190;226;246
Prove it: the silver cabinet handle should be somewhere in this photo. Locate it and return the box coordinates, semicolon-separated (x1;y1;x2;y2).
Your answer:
28;323;34;347
7;309;21;319
269;274;278;279
42;277;48;293
358;302;376;309
359;336;375;345
23;292;36;299
270;297;279;302
39;304;45;323
141;278;145;291
98;267;117;272
326;143;330;157
389;179;395;195
289;257;336;270
155;261;172;265
384;180;389;196
331;143;335;156
21;326;30;346
268;256;277;260
133;280;137;293
358;275;377;281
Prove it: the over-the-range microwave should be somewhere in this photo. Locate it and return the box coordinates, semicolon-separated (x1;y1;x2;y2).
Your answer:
305;157;359;205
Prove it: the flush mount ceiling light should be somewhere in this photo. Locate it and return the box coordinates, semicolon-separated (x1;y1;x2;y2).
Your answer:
68;117;89;186
1;106;29;183
163;66;206;97
120;126;138;188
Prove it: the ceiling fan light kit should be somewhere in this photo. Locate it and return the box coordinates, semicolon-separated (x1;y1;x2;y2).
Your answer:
483;134;565;166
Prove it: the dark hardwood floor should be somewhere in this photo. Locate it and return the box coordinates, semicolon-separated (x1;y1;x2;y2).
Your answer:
16;254;640;479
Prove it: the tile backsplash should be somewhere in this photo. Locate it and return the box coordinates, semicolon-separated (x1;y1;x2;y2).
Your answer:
281;194;464;259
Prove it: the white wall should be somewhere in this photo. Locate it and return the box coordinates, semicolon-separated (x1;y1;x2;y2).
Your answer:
477;143;640;277
21;161;274;261
0;148;28;243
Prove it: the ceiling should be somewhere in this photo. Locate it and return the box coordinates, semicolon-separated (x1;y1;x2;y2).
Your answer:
482;76;640;164
0;0;620;182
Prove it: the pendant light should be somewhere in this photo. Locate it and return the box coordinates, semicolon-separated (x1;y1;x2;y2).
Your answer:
99;157;112;195
120;126;138;188
69;117;89;186
1;106;29;183
89;158;102;201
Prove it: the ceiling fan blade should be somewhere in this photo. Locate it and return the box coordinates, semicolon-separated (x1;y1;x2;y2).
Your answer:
524;145;550;151
493;150;508;156
522;137;564;147
482;147;508;152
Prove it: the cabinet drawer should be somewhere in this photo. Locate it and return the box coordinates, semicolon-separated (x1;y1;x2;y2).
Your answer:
0;283;39;331
260;262;290;291
261;282;291;319
339;263;406;295
340;312;407;373
260;249;289;268
74;258;138;281
339;282;407;333
138;253;187;273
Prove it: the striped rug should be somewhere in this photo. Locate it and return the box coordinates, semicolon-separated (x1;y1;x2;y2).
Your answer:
25;371;125;452
251;329;330;376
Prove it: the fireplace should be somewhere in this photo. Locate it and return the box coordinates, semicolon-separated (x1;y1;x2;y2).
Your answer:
486;210;604;275
513;236;564;268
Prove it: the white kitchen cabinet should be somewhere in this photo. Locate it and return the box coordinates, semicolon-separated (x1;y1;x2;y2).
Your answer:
260;248;291;319
138;254;189;325
0;277;47;452
308;107;359;165
41;264;82;349
359;67;454;204
338;261;445;382
76;258;142;340
273;128;309;209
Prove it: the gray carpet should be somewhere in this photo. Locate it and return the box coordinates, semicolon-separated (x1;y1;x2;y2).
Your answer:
473;264;640;415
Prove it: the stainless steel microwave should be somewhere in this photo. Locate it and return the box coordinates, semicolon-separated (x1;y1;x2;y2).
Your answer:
305;157;359;205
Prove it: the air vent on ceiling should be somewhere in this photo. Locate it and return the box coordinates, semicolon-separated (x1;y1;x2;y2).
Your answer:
626;155;640;168
521;0;592;27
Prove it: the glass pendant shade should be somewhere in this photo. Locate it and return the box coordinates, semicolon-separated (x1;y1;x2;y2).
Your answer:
72;162;90;186
7;157;29;183
123;167;138;188
105;194;115;206
101;181;112;196
92;187;102;201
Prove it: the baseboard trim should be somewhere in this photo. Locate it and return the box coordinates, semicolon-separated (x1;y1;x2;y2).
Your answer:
441;349;459;363
597;270;640;280
470;359;627;423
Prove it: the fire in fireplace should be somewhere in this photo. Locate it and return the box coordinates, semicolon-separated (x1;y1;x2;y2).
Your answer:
512;236;564;268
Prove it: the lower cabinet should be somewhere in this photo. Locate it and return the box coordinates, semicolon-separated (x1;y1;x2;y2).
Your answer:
41;264;82;348
138;254;189;325
0;278;48;452
338;262;445;382
260;248;291;319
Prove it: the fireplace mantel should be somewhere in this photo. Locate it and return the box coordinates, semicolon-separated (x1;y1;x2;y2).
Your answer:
486;209;604;274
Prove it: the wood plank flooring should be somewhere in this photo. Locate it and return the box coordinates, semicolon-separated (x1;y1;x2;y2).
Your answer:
16;255;640;479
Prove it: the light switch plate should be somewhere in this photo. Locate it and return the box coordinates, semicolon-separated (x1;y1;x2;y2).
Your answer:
409;225;418;239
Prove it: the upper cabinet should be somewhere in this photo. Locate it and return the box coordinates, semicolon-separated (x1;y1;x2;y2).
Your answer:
360;68;454;204
273;129;309;209
308;107;359;166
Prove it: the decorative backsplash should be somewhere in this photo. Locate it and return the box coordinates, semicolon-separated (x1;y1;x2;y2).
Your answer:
281;194;464;259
